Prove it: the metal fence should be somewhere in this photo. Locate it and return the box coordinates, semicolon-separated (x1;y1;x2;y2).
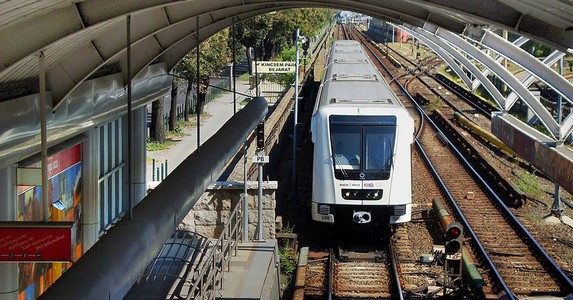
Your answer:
147;75;232;132
258;80;289;103
186;196;244;300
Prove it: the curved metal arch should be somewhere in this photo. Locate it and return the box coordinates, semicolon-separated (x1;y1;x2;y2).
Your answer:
406;25;507;109
404;0;573;53
0;2;285;101
427;25;560;139
52;4;287;109
477;29;573;104
53;1;474;107
398;25;473;90
2;0;537;104
472;36;529;91
7;0;453;107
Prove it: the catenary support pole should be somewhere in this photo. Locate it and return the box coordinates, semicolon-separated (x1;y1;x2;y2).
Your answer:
38;51;49;222
126;15;134;220
243;140;249;241
196;15;201;149
256;148;264;241
292;28;300;201
232;17;237;115
552;57;563;216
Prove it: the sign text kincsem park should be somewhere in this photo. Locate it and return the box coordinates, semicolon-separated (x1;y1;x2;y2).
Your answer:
252;61;296;73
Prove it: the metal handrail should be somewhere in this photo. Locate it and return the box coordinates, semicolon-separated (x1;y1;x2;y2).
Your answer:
186;196;244;300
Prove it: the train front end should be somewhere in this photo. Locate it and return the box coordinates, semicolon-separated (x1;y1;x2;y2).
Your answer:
311;106;414;226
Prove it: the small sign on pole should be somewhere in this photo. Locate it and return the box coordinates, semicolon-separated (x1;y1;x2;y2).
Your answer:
252;61;296;73
252;155;269;164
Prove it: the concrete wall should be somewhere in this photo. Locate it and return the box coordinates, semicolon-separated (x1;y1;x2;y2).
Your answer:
179;181;277;240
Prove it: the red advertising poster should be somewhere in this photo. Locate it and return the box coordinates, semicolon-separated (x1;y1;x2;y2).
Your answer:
0;223;73;262
16;143;83;299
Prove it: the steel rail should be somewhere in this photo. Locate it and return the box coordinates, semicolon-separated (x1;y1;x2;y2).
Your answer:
388;240;404;300
414;138;515;298
328;247;334;300
352;26;572;295
427;110;573;293
352;30;516;298
430;74;493;117
365;33;573;294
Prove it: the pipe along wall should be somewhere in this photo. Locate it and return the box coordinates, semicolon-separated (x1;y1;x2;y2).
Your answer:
39;97;268;300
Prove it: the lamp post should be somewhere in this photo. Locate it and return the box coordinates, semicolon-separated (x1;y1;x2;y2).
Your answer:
292;28;301;201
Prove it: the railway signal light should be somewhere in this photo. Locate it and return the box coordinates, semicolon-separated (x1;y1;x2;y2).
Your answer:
445;222;462;254
302;40;309;57
444;221;463;280
256;123;265;149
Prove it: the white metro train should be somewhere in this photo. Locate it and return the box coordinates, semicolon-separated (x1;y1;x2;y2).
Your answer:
310;40;415;226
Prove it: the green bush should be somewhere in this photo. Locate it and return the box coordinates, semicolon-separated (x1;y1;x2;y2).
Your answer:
279;243;297;277
146;140;175;151
516;170;545;199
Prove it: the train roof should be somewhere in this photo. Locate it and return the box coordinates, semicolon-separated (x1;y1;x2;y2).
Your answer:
316;41;401;109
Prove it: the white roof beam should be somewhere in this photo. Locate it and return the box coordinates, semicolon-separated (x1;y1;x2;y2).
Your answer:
505;50;566;108
428;24;560;139
406;0;573;52
52;4;280;108
409;25;506;109
477;29;573;105
473;36;528;90
399;25;473;90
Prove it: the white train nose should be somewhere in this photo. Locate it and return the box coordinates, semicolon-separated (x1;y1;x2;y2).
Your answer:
353;211;371;224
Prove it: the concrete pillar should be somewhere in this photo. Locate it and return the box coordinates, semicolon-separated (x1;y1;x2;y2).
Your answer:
0;165;19;300
133;107;147;204
82;128;100;252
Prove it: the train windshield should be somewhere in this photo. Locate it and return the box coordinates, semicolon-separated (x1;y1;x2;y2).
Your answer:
330;115;396;180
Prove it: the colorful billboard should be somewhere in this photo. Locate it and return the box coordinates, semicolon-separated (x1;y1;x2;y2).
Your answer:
15;144;83;299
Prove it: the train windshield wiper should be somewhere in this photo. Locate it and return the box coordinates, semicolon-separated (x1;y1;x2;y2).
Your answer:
375;155;393;179
332;154;349;179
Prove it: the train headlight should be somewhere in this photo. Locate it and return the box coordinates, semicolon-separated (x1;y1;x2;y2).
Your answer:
393;205;406;216
318;205;330;215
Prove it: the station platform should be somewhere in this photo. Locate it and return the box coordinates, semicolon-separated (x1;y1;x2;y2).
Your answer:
125;237;280;300
219;240;281;300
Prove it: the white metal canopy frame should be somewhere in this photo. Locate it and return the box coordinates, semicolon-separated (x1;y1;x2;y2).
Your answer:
0;0;571;178
1;0;573;105
0;0;571;163
0;1;571;298
397;22;573;141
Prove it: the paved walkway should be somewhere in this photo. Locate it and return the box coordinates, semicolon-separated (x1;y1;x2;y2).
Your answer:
146;80;251;185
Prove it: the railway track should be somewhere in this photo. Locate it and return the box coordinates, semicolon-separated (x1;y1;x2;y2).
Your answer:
303;236;401;299
344;24;573;297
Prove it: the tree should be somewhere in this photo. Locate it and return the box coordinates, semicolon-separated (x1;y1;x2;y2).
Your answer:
149;96;165;143
169;79;178;131
232;8;333;66
173;29;231;118
232;15;272;73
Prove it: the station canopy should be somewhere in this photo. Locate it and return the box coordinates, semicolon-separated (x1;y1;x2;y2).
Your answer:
1;0;573;106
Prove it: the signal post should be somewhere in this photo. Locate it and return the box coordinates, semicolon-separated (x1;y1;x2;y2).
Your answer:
444;221;464;294
253;122;268;241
